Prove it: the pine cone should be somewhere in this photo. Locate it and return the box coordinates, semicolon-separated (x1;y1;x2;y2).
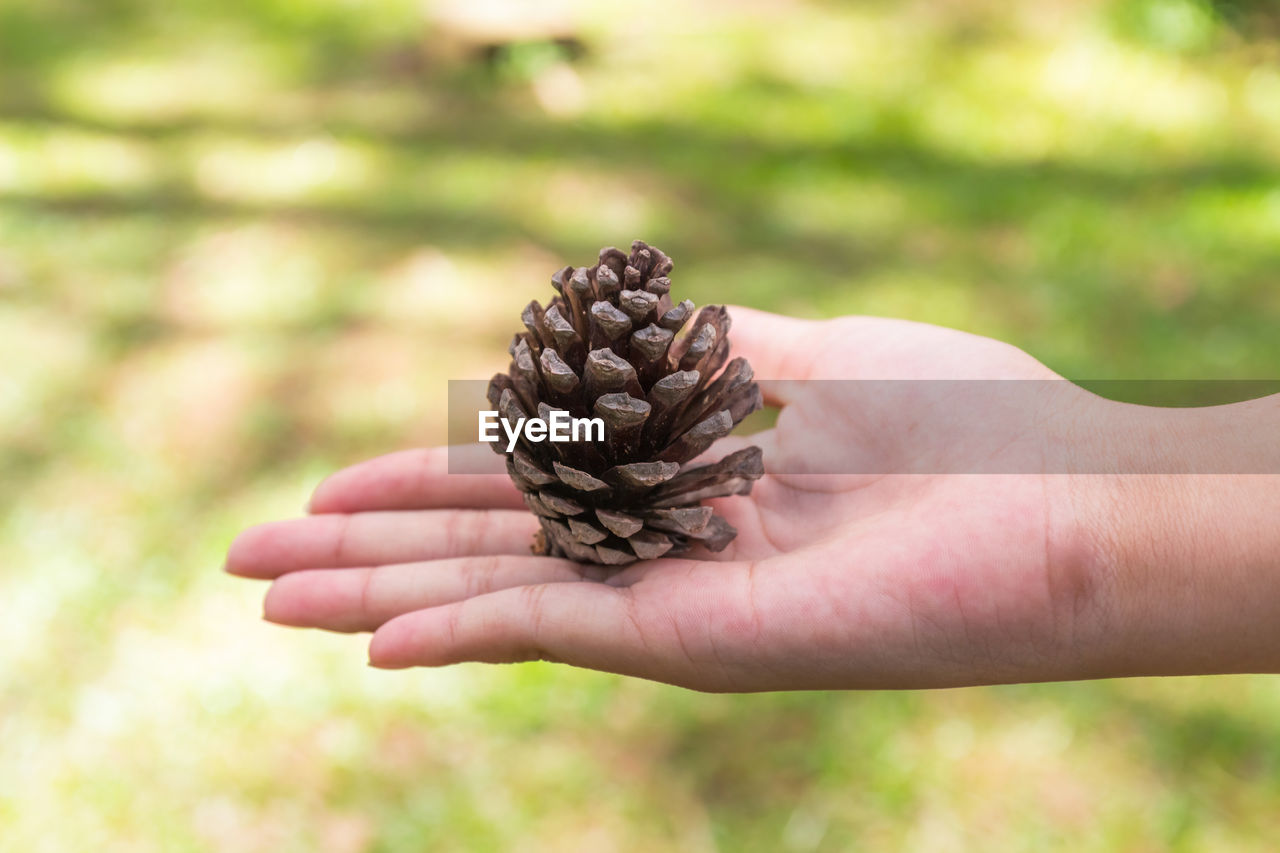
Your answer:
487;241;764;567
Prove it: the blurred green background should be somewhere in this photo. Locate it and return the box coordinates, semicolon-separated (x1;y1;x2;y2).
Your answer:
3;0;1280;850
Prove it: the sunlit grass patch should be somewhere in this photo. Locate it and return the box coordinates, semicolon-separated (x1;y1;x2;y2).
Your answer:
51;51;283;125
0;125;160;195
189;135;378;205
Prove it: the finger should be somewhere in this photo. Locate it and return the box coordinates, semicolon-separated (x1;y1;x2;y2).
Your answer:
225;510;539;579
723;305;823;384
366;560;756;690
263;555;603;633
308;445;522;514
368;582;652;672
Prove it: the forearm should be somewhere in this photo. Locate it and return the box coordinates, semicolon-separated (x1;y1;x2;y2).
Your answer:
1069;395;1280;677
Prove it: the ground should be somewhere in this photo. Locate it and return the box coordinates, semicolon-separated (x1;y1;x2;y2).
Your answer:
2;0;1279;850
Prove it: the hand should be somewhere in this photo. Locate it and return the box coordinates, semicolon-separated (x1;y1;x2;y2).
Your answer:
228;308;1105;690
225;308;1280;690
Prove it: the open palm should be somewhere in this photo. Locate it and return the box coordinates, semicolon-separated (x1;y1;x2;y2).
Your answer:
227;308;1106;691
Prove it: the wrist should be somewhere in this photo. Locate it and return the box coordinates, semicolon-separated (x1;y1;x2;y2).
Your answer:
1064;395;1280;677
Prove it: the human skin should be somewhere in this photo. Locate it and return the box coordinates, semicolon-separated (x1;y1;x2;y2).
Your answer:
224;307;1280;691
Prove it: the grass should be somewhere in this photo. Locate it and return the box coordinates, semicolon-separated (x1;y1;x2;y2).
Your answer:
2;0;1279;849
